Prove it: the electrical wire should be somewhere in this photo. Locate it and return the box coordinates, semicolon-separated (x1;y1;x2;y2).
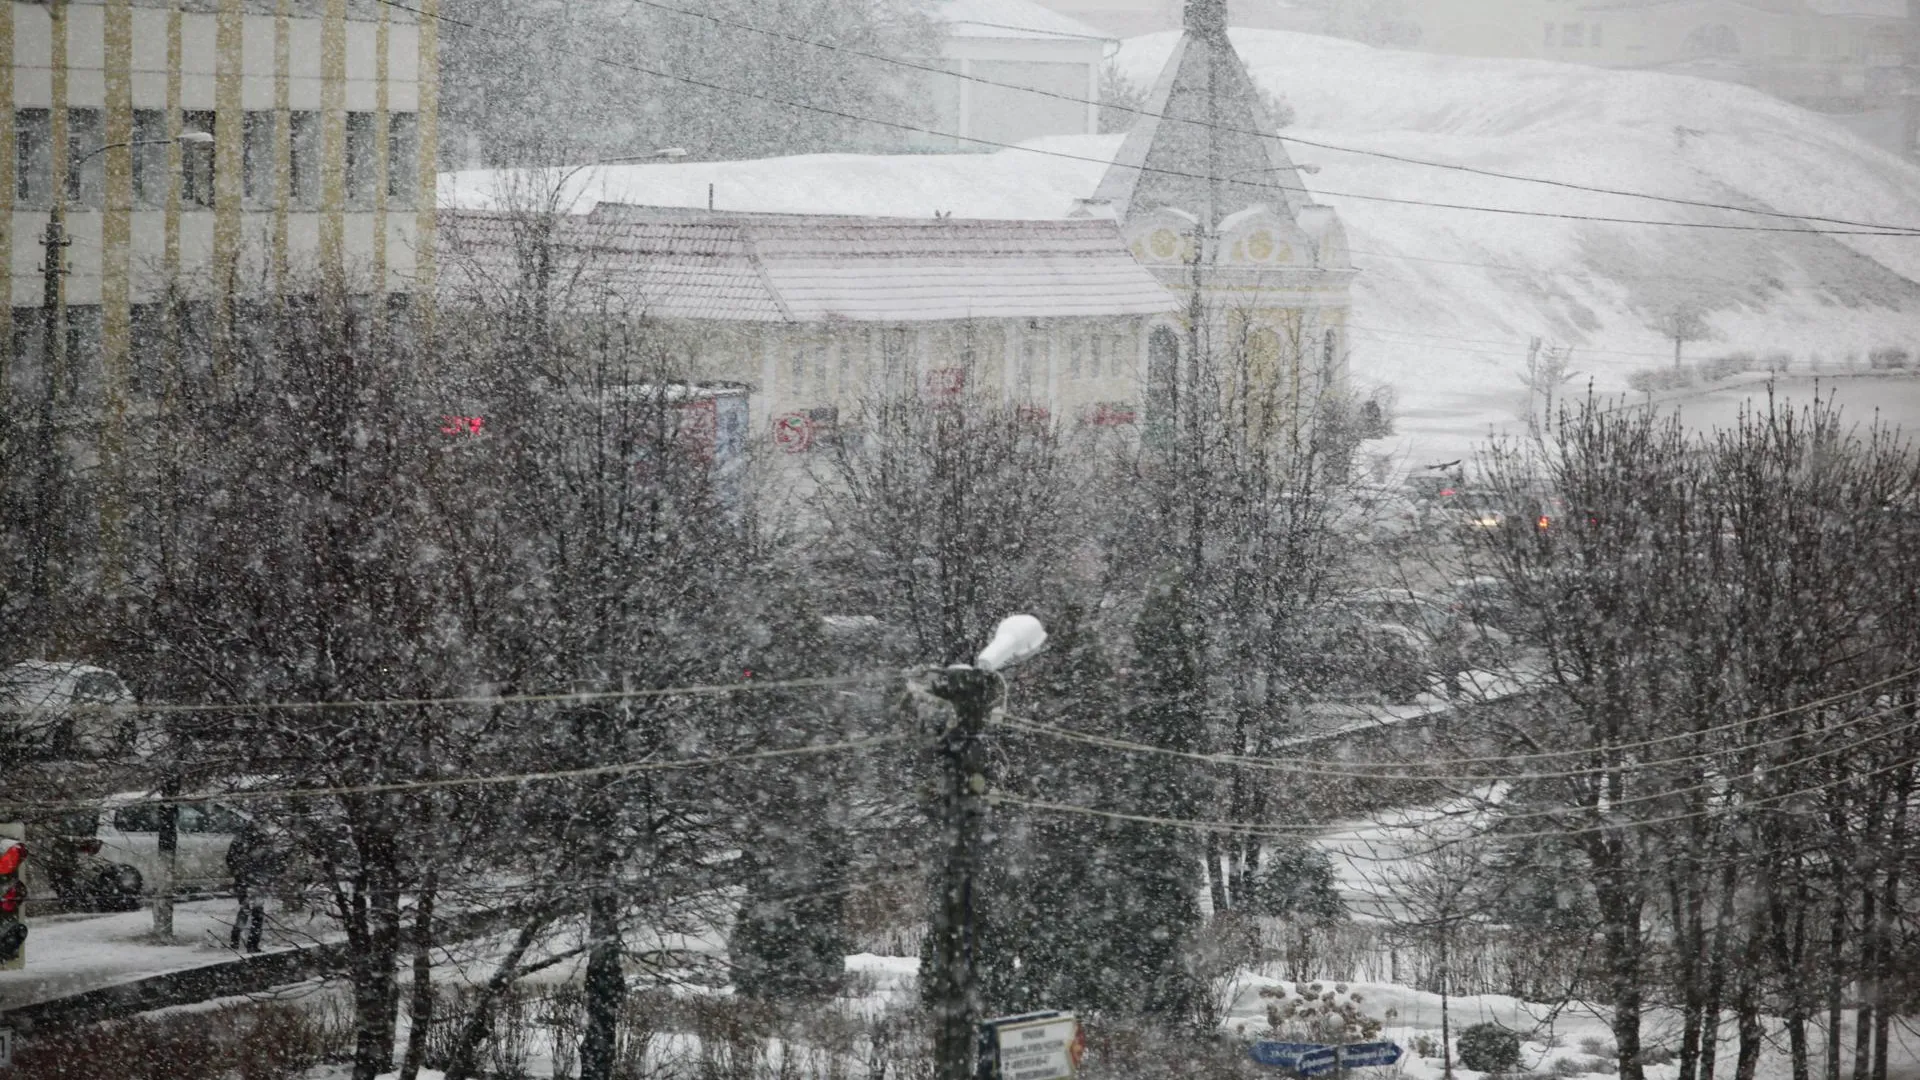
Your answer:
620;0;1920;236
0;734;909;816
391;0;1920;238
991;696;1920;786
988;746;1920;855
0;670;895;718
996;665;1920;771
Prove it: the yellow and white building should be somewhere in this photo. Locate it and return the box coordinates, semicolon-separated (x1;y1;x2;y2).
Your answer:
4;0;440;408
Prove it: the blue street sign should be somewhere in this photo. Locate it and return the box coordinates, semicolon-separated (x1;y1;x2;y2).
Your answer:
1250;1043;1338;1075
1339;1043;1404;1068
1250;1042;1403;1074
1250;1043;1324;1069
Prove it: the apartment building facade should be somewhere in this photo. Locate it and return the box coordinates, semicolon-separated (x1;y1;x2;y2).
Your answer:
5;0;440;416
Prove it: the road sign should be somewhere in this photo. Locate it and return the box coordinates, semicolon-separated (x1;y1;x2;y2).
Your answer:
992;1013;1081;1080
1339;1043;1404;1068
1250;1042;1403;1074
1250;1043;1337;1075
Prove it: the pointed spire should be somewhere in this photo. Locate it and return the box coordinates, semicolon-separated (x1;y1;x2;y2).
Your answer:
1185;0;1227;38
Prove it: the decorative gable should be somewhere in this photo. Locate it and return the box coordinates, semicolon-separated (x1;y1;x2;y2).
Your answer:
1124;206;1201;267
1217;204;1315;268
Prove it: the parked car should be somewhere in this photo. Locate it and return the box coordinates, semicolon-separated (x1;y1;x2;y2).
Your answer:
23;792;247;911
101;793;249;897
0;661;145;761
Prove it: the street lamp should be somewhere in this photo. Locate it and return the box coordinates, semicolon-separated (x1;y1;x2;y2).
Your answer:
924;614;1047;1080
26;130;214;627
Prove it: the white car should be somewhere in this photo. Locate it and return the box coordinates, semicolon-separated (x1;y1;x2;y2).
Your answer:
98;793;248;897
0;661;147;760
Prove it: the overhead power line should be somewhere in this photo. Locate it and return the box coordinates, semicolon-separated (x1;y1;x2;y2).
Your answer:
1010;666;1920;771
0;671;894;718
398;0;1920;238
622;0;1920;236
993;696;1918;786
995;706;1920;834
990;746;1920;853
1;734;908;817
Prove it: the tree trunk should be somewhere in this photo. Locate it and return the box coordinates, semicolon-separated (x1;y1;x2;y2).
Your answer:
398;873;436;1080
579;883;625;1080
1595;868;1647;1080
1825;874;1846;1080
1699;859;1738;1080
1439;931;1454;1080
1669;866;1704;1080
1868;768;1910;1080
1206;832;1229;915
1852;887;1876;1080
445;913;554;1080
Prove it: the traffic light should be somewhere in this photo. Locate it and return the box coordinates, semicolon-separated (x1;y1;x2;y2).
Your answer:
0;838;25;968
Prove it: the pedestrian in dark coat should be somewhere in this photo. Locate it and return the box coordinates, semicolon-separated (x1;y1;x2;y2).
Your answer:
226;820;281;952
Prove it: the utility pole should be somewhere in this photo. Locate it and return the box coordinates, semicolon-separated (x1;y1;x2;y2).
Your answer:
927;666;997;1080
27;211;71;625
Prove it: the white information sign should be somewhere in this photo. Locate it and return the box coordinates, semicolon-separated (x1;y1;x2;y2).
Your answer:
996;1015;1079;1080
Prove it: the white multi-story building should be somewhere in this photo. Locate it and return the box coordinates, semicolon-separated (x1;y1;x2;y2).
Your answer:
5;0;441;414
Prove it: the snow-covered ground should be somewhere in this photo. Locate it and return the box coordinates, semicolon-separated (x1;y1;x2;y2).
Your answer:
0;900;334;1009
443;30;1920;467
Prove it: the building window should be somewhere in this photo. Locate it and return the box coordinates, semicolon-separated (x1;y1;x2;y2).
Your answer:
1543;23;1556;46
344;111;377;209
10;309;44;403
242;111;275;207
129;303;165;401
15;109;52;207
181;111;215;208
387;112;418;208
66;108;103;208
1067;333;1085;378
64;305;103;407
1562;23;1584;47
288;111;320;208
132;110;168;207
1589;23;1603;48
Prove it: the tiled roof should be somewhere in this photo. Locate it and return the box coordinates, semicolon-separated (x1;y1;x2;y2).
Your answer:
438;207;1177;324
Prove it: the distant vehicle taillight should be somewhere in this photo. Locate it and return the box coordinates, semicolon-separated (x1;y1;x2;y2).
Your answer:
78;839;102;856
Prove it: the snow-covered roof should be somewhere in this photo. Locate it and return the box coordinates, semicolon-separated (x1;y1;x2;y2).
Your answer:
931;0;1114;41
439;206;1178;324
1093;17;1315;222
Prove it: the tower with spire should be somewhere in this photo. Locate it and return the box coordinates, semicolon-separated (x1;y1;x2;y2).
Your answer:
1083;0;1357;449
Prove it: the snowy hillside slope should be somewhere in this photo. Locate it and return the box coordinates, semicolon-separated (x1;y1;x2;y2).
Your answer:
442;30;1920;463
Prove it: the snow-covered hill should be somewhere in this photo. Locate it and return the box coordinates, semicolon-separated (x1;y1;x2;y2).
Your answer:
443;29;1920;463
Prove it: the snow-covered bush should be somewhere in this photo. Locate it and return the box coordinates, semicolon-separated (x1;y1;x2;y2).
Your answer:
1259;983;1384;1044
1457;1023;1522;1073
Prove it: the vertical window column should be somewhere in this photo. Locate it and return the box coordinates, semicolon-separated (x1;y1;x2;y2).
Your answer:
344;111;376;208
66;108;104;208
181;111;216;208
289;111;320;208
386;112;417;209
131;111;168;207
242;111;276;208
15;110;52;207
